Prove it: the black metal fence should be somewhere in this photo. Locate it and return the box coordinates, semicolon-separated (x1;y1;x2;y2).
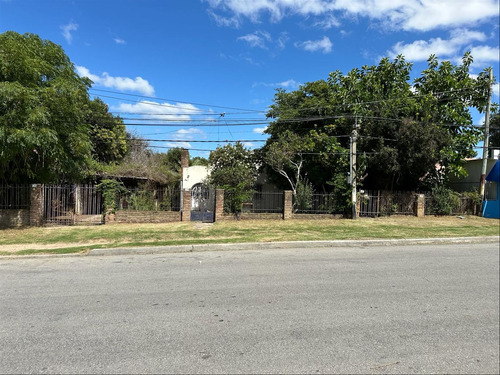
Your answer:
44;185;103;225
0;184;30;209
359;190;416;217
293;193;340;214
242;191;284;213
116;187;180;211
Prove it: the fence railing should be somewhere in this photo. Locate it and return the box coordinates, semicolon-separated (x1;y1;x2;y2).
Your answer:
242;191;284;213
0;184;30;209
44;185;103;225
359;190;416;217
116;187;181;211
293;193;341;214
424;194;480;216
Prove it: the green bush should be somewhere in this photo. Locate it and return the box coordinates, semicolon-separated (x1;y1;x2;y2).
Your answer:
428;185;460;215
294;180;314;212
97;179;127;213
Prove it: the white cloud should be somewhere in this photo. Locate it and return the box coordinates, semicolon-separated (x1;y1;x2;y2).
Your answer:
493;82;500;98
165;141;192;149
165;128;207;149
253;126;268;133
113;101;203;121
469;45;500;64
206;0;499;32
243;142;258;148
276;32;289;49
313;14;340;29
237;31;272;49
387;29;487;61
76;66;155;96
253;79;300;89
114;38;126;45
60;22;78;44
173;128;207;140
295;36;332;54
208;9;240;27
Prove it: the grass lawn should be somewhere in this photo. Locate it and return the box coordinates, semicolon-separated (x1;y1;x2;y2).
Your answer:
0;215;498;256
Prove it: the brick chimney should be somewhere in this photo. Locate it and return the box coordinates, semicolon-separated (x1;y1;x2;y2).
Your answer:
180;149;189;169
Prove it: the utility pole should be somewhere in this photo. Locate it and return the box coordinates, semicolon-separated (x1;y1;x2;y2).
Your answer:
479;68;493;207
350;116;358;219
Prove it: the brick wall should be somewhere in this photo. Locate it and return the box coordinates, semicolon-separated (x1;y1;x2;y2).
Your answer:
112;210;181;223
0;209;30;228
219;212;283;221
292;213;344;220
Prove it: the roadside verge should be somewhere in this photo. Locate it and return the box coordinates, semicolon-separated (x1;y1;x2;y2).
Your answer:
87;236;499;257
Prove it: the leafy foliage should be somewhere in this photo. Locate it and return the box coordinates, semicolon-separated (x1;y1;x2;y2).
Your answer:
264;54;494;193
97;179;127;213
208;142;258;214
489;114;500;150
427;185;461;215
86;98;127;163
0;32;93;183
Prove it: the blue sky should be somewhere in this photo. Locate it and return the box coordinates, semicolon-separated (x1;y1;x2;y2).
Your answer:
1;0;499;157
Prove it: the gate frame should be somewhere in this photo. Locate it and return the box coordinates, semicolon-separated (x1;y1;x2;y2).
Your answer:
190;183;215;223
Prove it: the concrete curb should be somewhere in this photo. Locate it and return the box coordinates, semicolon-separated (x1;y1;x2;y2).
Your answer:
87;236;499;257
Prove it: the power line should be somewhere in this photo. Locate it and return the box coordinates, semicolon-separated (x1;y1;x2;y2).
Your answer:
89;88;266;113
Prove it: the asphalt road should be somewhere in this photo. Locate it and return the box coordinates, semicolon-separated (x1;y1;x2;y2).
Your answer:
1;243;498;374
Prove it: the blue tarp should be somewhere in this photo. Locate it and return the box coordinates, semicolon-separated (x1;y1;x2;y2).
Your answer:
483;159;500;219
485;159;500;182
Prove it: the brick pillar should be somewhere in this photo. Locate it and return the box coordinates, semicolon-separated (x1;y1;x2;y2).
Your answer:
30;184;44;227
215;189;224;221
180;149;189;169
283;190;293;220
181;189;191;222
74;185;82;215
415;194;425;217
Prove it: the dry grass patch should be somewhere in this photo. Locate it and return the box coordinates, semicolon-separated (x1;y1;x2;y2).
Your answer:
0;215;497;255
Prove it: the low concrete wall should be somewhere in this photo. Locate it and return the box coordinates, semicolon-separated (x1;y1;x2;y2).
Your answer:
0;209;30;228
112;210;181;223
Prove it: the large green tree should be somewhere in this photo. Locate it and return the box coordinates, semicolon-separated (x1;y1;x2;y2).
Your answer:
264;54;494;192
208;142;258;213
86;98;127;164
0;31;93;183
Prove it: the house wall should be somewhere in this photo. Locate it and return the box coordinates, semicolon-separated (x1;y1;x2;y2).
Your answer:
448;158;498;192
182;166;210;191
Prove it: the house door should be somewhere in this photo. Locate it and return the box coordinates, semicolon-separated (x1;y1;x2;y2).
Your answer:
190;184;215;222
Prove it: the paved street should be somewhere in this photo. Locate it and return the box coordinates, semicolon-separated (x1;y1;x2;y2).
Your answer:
1;243;498;374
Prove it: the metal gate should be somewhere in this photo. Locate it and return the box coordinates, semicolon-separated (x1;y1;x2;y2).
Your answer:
44;185;103;225
190;184;215;222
